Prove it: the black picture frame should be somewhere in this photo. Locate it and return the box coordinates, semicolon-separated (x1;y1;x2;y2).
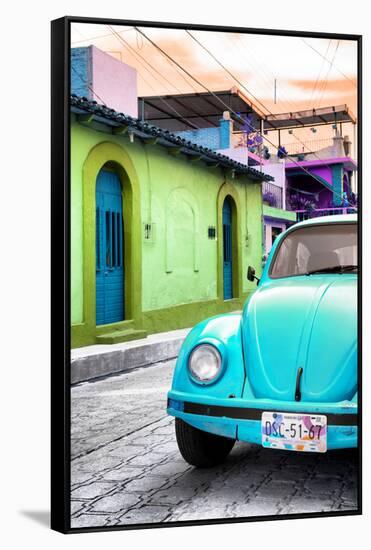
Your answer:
51;16;362;533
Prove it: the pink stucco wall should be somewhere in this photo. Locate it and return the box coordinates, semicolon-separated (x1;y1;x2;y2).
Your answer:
91;46;138;118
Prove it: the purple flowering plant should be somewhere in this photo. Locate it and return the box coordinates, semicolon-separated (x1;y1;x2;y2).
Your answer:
239;113;263;152
287;191;317;211
262;191;277;207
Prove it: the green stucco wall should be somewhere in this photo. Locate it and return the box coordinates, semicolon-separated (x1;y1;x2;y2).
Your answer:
71;124;85;325
71;115;264;347
263;205;297;222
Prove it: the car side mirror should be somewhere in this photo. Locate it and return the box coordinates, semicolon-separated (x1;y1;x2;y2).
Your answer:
247;265;260;284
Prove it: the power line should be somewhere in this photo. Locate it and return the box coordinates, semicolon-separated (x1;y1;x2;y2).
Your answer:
224;33;354;167
211;34;356;183
186;33;310;137
225;33;330;121
193;31;328;156
71;27;134;45
71;65;107;106
225;33;354;149
107;26;186;96
159;48;201;95
225;33;299;116
185;30;269;117
181;30;356;206
106;25;202;130
134;27;230;99
73;26;202;130
107;25;199;95
133;26;355;208
301;38;357;88
309;39;332;108
315;40;340;109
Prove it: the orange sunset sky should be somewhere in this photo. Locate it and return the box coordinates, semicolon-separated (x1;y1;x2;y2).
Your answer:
71;23;358;148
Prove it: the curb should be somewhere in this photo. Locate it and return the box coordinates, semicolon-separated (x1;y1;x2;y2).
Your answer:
71;329;190;384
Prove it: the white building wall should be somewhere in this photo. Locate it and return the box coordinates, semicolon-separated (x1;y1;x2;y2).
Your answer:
260;162;286;209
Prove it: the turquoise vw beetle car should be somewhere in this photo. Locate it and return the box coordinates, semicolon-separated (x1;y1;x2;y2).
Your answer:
167;215;358;467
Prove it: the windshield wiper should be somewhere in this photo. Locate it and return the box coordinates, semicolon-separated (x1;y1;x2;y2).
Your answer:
306;265;358;275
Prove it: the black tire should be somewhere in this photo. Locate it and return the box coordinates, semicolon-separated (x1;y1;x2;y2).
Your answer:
175;418;235;468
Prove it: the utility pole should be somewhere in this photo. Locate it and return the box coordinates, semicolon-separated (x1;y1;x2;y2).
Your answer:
274;78;277;105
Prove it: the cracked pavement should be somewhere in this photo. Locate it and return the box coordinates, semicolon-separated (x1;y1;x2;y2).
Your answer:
70;359;358;528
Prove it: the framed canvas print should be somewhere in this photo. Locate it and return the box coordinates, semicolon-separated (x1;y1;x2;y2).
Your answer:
51;16;362;533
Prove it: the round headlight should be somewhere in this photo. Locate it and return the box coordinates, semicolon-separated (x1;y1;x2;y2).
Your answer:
188;344;222;383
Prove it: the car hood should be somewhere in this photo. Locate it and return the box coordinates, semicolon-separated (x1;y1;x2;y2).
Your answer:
242;276;357;403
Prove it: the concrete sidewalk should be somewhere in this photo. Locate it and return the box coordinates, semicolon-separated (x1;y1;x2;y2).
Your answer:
71;327;191;384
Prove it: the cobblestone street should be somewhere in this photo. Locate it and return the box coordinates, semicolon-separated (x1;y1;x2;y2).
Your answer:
71;360;358;529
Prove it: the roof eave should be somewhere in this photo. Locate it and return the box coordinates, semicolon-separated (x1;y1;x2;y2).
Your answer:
70;96;273;183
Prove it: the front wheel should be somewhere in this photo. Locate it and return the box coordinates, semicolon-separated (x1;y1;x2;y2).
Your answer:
175;418;235;468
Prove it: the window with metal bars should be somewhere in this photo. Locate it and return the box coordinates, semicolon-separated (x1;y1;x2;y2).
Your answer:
223;224;232;262
104;210;123;268
96;207;101;270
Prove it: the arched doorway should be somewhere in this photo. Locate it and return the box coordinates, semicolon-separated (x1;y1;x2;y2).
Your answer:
71;141;142;347
222;197;233;300
95;167;125;325
216;184;242;305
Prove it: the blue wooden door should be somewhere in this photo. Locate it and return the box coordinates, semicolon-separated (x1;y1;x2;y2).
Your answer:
222;199;233;300
96;169;124;325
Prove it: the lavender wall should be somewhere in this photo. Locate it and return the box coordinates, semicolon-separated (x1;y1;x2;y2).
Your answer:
71;46;138;118
91;47;138;118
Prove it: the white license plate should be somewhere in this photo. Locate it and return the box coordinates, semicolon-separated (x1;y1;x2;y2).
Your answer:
261;412;327;453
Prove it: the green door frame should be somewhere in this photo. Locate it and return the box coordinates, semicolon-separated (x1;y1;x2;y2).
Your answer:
78;141;142;345
216;182;242;301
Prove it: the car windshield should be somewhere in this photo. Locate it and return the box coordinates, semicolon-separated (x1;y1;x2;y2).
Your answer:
269;223;357;279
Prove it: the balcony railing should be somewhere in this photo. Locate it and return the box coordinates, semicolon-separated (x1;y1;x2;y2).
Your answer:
262;182;283;209
284;138;334;156
294;206;357;222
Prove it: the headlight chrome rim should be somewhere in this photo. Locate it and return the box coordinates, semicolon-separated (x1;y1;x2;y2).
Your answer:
188;343;223;385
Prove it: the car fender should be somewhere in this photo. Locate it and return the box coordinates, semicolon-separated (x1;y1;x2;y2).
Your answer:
171;313;246;399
